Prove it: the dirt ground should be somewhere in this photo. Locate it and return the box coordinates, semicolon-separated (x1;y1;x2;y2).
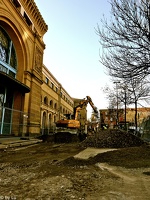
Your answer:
0;138;150;200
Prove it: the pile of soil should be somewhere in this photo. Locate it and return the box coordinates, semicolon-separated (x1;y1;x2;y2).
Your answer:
81;129;145;148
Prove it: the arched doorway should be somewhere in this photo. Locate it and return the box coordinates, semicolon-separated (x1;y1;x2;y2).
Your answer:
49;113;53;133
42;112;46;135
0;25;17;134
0;24;30;135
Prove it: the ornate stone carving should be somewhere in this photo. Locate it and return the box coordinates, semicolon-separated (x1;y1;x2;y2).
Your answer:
34;47;42;74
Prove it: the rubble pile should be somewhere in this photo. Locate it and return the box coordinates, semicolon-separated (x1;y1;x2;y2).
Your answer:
82;129;145;148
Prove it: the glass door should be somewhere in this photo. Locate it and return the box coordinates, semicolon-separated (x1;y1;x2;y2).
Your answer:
0;85;14;135
0;85;5;134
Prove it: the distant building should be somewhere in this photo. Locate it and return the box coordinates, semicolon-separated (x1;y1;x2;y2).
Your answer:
100;107;150;129
73;97;87;121
41;65;74;134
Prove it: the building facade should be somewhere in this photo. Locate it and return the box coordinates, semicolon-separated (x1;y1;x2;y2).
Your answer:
100;107;150;129
0;0;74;136
41;65;74;134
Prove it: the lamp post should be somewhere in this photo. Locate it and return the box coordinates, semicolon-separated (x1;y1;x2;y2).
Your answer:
122;85;128;131
124;87;127;130
113;81;120;128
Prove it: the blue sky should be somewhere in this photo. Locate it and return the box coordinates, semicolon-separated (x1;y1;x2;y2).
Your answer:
34;0;112;118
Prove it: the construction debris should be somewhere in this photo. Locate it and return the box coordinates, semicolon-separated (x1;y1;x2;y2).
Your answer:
81;129;146;148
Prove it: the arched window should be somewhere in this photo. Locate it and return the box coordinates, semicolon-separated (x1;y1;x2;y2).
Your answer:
44;96;48;104
54;103;57;109
54;115;56;123
50;100;53;108
0;26;17;77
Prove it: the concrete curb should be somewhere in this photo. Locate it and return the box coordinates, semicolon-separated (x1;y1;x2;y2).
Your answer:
74;147;117;160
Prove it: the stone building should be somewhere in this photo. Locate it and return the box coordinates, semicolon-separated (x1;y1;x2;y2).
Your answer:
100;107;150;129
0;0;74;136
41;65;74;134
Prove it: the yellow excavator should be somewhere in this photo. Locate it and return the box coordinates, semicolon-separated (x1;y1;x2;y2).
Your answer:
55;96;98;142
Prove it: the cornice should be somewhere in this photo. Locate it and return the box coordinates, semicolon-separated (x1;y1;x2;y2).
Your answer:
14;0;48;37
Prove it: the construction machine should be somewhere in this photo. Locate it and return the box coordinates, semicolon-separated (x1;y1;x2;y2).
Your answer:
54;96;98;142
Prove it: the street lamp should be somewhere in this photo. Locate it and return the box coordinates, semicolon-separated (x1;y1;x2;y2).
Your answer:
124;86;127;130
113;81;120;128
121;85;128;131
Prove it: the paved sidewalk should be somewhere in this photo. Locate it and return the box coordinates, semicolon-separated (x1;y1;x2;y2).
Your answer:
0;137;42;150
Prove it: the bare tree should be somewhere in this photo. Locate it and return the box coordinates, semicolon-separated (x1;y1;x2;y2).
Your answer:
103;83;126;127
126;77;150;133
96;0;150;79
103;77;150;131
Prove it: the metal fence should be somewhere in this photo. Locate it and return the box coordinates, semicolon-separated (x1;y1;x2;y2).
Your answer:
41;124;56;135
0;105;28;136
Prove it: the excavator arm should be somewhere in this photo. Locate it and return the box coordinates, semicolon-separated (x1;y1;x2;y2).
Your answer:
86;96;98;115
74;96;98;121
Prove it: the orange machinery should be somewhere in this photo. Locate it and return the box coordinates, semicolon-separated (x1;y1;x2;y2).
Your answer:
55;96;98;141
